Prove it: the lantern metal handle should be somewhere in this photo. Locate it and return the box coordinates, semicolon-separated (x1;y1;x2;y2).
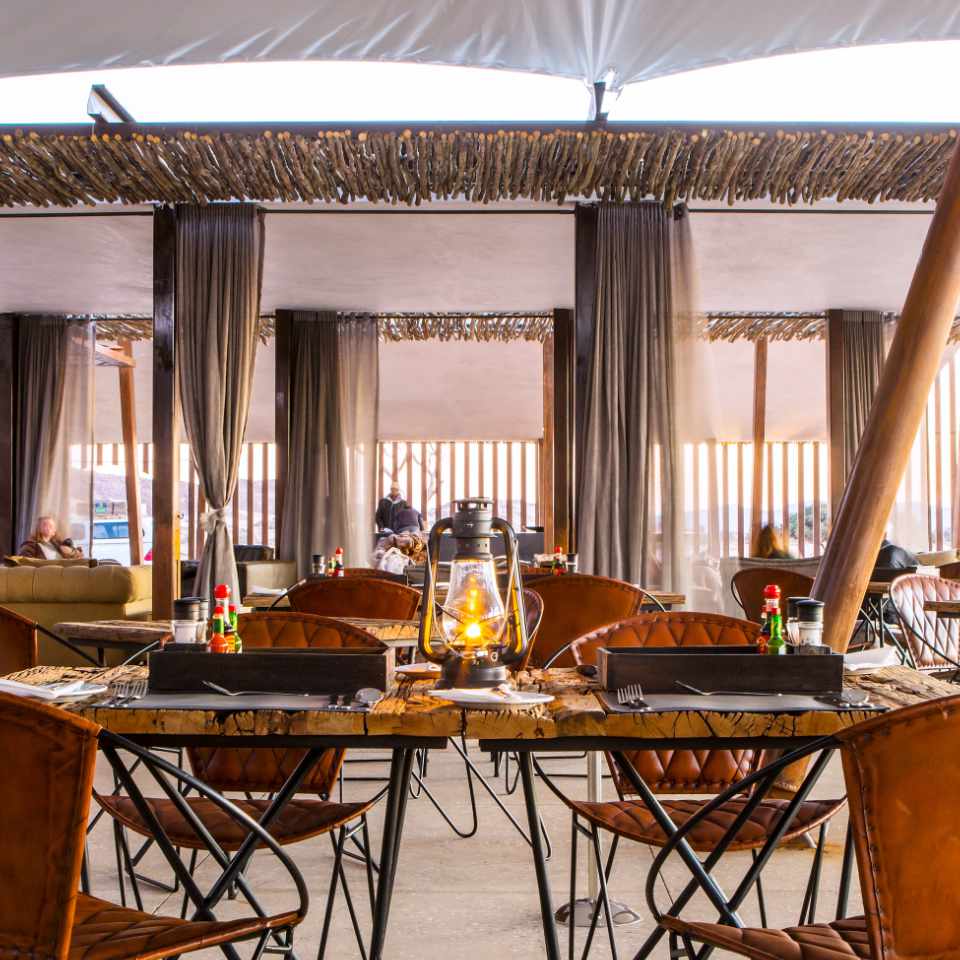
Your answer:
491;517;529;666
417;516;453;664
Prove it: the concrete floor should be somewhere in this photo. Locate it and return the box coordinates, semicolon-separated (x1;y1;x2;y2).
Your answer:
86;745;861;959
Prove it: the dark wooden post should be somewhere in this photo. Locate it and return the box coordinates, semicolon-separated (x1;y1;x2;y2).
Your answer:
552;308;576;554
540;331;555;550
0;315;18;554
118;340;144;566
825;310;846;519
813;144;960;651
152;206;179;618
274;309;292;555
749;338;768;553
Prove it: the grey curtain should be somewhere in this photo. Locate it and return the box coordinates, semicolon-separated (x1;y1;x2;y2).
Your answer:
577;203;687;586
176;204;264;605
836;310;886;480
16;317;68;547
280;312;379;577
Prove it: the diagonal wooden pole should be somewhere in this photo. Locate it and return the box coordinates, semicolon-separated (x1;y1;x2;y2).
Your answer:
813;142;960;651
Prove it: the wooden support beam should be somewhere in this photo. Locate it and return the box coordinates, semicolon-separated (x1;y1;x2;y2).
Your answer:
0;315;17;554
750;338;768;553
540;332;555;550
95;342;136;367
825;309;846;518
151;206;179;618
274;309;292;555
813;143;960;652
552;308;576;553
117;340;143;566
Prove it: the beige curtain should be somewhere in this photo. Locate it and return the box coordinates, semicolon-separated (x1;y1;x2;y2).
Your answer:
280;312;379;577
176;204;264;604
16;317;94;550
835;310;887;480
577;203;704;588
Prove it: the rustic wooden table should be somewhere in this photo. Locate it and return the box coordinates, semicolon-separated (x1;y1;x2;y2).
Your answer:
8;663;951;960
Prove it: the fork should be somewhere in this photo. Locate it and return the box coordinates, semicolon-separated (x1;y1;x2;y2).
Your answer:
110;678;148;708
617;683;647;709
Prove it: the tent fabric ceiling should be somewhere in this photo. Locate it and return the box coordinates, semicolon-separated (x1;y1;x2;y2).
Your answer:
3;1;960;87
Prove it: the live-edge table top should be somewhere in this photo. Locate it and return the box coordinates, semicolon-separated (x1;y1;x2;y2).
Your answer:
5;664;953;745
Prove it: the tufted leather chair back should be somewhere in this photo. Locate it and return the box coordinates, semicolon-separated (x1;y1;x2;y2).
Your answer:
837;694;960;960
187;613;383;795
888;574;960;670
522;574;646;668
0;693;99;960
288;577;421;620
572;613;761;795
342;567;408;583
731;568;814;622
0;604;38;675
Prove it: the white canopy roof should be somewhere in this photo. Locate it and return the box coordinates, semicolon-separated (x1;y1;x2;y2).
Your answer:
4;1;960;88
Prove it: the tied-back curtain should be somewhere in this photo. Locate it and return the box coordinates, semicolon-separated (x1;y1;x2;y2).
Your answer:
176;204;264;605
280;312;379;578
16;317;94;550
836;309;887;480
577;203;689;588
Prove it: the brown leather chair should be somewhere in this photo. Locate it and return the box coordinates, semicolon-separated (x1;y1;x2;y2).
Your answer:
96;615;379;956
0;604;38;675
662;694;960;960
731;567;814;622
522;574;647;668
888;573;960;671
288;576;421;620
556;613;843;953
342;567;408;583
0;692;306;960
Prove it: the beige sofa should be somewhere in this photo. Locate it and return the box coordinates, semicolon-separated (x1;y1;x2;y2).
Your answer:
0;564;152;664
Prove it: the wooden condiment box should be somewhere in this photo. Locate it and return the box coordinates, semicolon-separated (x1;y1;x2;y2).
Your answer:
597;645;844;695
148;644;394;695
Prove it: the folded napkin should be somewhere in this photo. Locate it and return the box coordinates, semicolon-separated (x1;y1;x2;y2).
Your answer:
843;647;901;672
0;678;89;700
433;683;527;702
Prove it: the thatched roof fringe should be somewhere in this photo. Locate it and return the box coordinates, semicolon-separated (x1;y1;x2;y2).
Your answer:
0;126;955;208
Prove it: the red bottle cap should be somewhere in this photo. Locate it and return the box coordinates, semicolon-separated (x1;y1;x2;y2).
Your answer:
214;583;230;599
228;602;237;612
762;584;781;598
213;603;225;617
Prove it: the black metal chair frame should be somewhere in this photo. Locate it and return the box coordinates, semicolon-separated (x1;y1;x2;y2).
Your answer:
97;731;376;960
96;729;309;960
640;735;853;960
531;736;843;960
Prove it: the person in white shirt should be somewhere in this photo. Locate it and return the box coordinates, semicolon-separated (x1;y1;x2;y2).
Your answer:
18;515;83;560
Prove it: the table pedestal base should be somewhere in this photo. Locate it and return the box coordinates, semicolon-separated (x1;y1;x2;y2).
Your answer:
555;897;642;927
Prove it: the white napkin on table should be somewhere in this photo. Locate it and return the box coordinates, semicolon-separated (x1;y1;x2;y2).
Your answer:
843;647;901;672
0;678;89;700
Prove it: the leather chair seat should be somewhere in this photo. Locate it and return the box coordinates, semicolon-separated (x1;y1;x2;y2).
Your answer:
68;892;295;960
96;795;373;851
661;915;870;960
569;796;845;852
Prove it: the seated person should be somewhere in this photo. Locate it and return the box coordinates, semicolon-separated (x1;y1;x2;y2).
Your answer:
752;524;792;560
392;501;424;534
874;535;918;571
19;515;83;560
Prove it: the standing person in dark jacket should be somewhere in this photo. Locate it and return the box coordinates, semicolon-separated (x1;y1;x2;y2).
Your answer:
376;483;404;531
874;536;918;571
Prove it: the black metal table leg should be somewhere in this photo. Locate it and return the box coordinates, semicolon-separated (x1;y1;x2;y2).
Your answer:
370;747;415;960
518;751;561;960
